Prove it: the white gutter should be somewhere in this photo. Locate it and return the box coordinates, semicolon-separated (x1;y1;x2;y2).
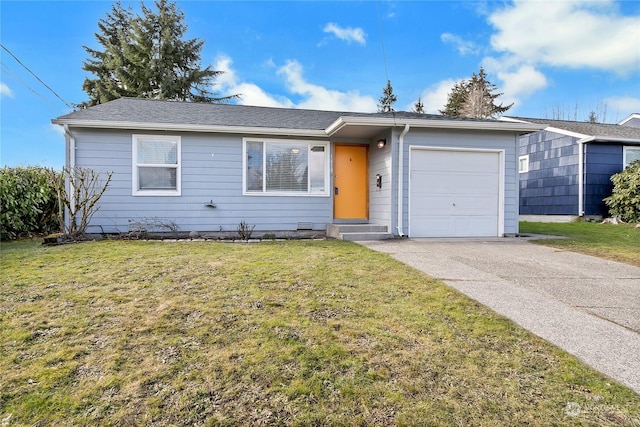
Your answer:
326;116;545;134
397;124;410;237
577;136;640;144
52;119;327;138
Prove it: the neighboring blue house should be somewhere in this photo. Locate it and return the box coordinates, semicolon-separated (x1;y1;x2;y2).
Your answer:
619;113;640;128
502;115;640;220
52;98;542;239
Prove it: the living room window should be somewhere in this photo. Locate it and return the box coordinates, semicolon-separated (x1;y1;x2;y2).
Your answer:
244;138;329;196
132;135;181;196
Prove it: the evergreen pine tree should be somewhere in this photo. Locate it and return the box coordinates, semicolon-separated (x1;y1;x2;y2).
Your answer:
82;0;236;106
413;97;425;114
439;80;468;117
440;67;512;119
82;2;136;106
377;80;397;113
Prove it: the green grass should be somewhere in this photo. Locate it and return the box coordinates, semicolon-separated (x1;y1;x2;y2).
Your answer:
1;239;639;425
520;221;640;267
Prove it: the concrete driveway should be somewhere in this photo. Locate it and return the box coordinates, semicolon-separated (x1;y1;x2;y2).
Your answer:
360;237;640;395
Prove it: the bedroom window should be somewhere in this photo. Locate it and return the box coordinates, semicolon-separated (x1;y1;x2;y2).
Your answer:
518;155;529;173
132;135;181;196
623;146;640;168
244;138;329;196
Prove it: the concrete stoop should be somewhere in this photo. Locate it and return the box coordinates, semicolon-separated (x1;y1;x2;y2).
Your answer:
326;224;394;241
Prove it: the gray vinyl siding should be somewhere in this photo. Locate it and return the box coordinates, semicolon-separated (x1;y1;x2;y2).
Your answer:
72;128;332;234
369;132;393;228
401;128;519;236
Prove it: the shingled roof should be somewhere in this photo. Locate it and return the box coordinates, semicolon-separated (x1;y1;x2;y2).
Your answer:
504;116;640;142
52;98;544;136
53;98;346;130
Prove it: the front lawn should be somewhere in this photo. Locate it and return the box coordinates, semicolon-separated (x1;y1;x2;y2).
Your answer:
520;221;640;267
1;239;639;425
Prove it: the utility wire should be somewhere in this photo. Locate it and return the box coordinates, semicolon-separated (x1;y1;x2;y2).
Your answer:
376;1;390;84
1;61;59;108
1;43;74;109
376;1;397;122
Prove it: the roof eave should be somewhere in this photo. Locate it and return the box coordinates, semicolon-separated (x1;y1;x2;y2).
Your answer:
578;136;640;144
325;116;545;135
51;119;328;138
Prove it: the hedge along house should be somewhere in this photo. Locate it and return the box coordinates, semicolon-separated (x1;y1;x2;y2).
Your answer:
52;98;543;239
502;116;640;221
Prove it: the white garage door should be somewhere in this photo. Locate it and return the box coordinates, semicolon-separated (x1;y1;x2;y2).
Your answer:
409;148;502;237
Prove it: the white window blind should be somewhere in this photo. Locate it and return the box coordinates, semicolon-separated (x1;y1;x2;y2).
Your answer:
244;139;328;196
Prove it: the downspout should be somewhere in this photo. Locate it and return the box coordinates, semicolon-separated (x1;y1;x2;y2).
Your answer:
396;124;410;236
578;138;585;217
63;124;75;170
63;125;76;231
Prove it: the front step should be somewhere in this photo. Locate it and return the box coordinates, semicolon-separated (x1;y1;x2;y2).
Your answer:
327;224;394;241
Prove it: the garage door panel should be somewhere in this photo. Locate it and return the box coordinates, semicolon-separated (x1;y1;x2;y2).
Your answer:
453;217;499;237
456;173;499;192
410;149;501;237
413;150;499;173
413;171;498;195
410;216;454;237
453;196;499;215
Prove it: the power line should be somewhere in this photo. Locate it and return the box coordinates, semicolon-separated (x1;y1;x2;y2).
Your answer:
1;43;74;109
1;61;59;108
376;1;390;83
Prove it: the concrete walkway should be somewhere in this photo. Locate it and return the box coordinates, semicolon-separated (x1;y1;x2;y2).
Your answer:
359;238;640;395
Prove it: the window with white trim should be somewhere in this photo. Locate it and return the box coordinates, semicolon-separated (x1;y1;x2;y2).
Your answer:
518;155;529;173
623;146;640;168
132;135;181;196
244;138;329;196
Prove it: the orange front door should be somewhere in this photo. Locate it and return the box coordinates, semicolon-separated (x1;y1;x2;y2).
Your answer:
334;145;368;219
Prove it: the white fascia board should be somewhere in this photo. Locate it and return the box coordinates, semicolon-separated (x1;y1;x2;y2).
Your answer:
618;113;640;125
325;116;545;135
50;119;327;138
545;126;589;139
498;116;531;124
578;136;640;144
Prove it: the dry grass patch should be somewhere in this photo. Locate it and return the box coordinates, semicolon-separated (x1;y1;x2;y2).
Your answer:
1;239;639;426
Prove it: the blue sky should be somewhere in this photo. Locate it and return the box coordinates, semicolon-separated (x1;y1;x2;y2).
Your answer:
1;0;639;169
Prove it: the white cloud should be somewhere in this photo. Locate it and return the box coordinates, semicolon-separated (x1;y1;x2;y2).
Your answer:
277;60;377;112
214;55;293;108
214;55;377;112
488;0;640;74
410;78;459;114
1;82;14;98
323;22;367;45
50;123;65;137
603;96;640;117
441;33;479;55
482;60;548;108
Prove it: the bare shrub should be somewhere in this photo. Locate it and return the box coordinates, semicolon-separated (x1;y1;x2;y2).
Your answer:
50;166;112;239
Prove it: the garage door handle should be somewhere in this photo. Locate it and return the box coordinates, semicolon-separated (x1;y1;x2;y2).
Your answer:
334;186;339;195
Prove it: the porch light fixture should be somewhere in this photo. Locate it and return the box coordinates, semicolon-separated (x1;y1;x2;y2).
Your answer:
377;139;386;149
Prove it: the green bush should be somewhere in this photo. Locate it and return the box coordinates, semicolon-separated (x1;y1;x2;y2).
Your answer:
0;166;60;240
604;160;640;223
